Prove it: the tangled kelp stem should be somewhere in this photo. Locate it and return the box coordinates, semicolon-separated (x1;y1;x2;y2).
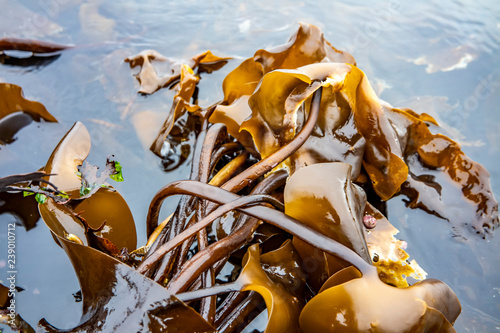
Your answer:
138;194;283;274
137;180;375;277
167;170;288;294
142;86;322;282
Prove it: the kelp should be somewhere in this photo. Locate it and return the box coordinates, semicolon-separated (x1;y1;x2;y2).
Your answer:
129;23;495;332
299;266;460;332
176;244;302;333
25;22;500;333
216;62;407;200
0;83;57;145
0;52;61;68
0;171;65;230
237;244;303;333
125;49;230;95
363;202;427;288
124;49;230;157
384;106;499;236
0;38;71;54
35;123;215;332
41;122;136;252
150;64;202;156
259;239;308;304
38;207;215;332
124;50;169;95
166;170;288;295
0;83;57;122
209;31;498;236
284;162;372;291
0;38;68;69
160;180;458;332
210;23;356;154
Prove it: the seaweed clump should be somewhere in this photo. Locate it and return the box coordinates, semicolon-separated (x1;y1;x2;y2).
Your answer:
25;23;499;332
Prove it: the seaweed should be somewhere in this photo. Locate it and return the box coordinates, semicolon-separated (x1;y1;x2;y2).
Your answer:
24;22;500;332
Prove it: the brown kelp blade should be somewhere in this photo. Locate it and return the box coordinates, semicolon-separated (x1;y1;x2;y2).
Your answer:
284;162;371;291
124;49;170;95
259;239;308;304
0;37;71;54
38;123;212;331
125;49;229;95
254;23;356;73
38;231;215;332
150;64;201;156
216;22;355;106
43;122;136;251
208;23;358;155
44;122;91;193
385;107;499;237
0;52;61;68
238;244;303;333
176;244;303;333
299;267;461;332
39;198;88;246
0;83;57;144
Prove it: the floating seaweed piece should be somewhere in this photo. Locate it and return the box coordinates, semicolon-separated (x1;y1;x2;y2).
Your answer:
0;38;71;54
0;38;69;71
0;83;57;145
124;50;230;95
125;49;230;157
384;106;499;237
124;50;169;95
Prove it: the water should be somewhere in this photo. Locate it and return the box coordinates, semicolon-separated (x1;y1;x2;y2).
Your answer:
0;0;499;331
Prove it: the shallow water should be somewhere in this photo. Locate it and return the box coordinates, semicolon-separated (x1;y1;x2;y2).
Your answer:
0;0;499;331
